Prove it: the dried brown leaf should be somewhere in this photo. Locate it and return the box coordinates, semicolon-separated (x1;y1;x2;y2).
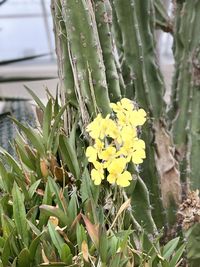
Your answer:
154;121;181;208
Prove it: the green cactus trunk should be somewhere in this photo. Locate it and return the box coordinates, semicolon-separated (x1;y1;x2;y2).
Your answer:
51;0;158;234
170;0;200;191
112;0;181;227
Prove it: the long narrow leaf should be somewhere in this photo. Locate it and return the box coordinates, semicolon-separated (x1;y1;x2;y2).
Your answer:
59;135;80;179
43;99;53;142
25;85;45;111
12;118;45;156
48;221;64;258
12;182;29;247
47;104;68;151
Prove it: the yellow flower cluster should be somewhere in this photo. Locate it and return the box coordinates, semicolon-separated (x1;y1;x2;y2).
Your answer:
86;98;146;187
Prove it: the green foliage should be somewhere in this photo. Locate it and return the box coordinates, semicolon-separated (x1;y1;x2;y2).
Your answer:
0;97;185;266
1;0;200;265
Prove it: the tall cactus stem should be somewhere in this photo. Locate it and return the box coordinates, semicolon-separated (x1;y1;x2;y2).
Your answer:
93;0;122;102
61;0;111;117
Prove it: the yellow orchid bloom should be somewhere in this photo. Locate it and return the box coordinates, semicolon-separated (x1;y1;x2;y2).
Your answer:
91;161;104;185
132;148;146;164
110;98;134;114
86;98;147;187
99;146;116;161
116;171;132;187
86;146;97;163
86;114;103;139
107;157;127;174
130;109;146;126
107;169;132;187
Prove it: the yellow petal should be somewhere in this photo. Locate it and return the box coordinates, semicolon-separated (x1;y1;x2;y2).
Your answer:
120;98;134;111
86;146;97;162
91;169;103;185
107;158;127;174
94;139;104;151
132;149;146;164
130;109;146;126
133;139;146;149
99;146;116;161
116;171;132;187
107;173;116;184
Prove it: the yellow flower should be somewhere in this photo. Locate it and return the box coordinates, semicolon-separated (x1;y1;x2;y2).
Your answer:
91;161;104;185
94;139;104;153
130;109;146;126
107;169;132;187
86;114;103;139
120;125;137;143
131;139;146;164
87;114;120;140
110;98;134;113
116;171;132;187
107;158;132;186
99;146;116;161
132;149;146;164
116;111;129;126
86;98;147;187
107;157;127;174
105;120;120;139
86;146;97;163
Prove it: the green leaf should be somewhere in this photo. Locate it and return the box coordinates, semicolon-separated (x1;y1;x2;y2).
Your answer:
47;103;67;151
76;224;87;252
169;243;185;267
12;118;45;156
186;223;200;260
163;237;179;260
12;182;29;247
59;135;80;179
26;205;39;223
28;179;41;199
11;257;17;267
1;233;11;266
0;161;8;192
43;99;53;142
48;221;64;259
61;243;72;264
29;232;44;261
39;205;70;227
38;181;52;228
110;253;121;267
81;168;99;204
17;248;31;267
27;220;41;236
54;88;60;116
99;231;108;263
25;85;45;111
0;237;5;249
68;193;78;225
14;139;36;170
48;177;66;212
1;214;15;239
0;147;23;177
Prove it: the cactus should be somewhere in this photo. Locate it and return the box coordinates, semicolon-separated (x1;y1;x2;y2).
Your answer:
112;0;181;227
170;0;200;191
52;0;200;240
51;0;159;234
3;0;200;263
